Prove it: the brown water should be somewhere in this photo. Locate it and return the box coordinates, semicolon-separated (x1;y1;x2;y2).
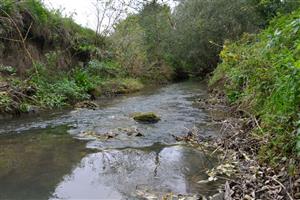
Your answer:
0;81;222;200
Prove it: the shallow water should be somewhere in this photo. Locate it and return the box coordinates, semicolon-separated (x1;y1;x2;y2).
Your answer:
0;81;222;200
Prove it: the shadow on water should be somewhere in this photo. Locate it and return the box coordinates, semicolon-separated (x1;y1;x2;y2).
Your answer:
0;81;223;199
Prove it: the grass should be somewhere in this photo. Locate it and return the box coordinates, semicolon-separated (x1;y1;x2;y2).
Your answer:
0;58;144;114
210;8;300;164
30;59;143;108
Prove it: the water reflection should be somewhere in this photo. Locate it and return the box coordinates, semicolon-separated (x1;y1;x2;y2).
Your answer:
0;82;222;199
0;126;87;200
51;144;219;199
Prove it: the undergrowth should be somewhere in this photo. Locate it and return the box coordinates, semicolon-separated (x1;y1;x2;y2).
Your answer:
210;9;300;164
0;59;143;113
30;59;142;108
0;0;144;114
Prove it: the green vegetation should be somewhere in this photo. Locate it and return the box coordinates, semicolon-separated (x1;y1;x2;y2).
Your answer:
210;8;300;163
111;0;300;78
0;0;103;53
0;0;145;114
111;2;175;82
0;58;144;112
167;0;262;75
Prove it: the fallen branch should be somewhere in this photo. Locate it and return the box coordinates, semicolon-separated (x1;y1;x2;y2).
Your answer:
268;176;294;200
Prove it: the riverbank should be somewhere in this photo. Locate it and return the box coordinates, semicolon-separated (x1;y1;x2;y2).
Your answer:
0;0;175;119
194;89;300;199
0;67;145;118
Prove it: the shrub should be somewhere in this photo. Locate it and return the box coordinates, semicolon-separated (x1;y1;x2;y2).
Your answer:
86;60;123;78
210;9;300;163
0;92;13;112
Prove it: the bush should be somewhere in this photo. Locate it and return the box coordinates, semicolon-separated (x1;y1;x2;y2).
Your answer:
86;60;123;78
0;92;13;112
210;9;300;163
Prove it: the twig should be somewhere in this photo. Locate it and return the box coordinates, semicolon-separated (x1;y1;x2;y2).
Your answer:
237;108;264;134
268;176;294;200
0;36;21;42
23;22;33;41
224;181;233;200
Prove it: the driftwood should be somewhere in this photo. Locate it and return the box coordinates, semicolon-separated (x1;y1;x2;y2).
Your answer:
225;181;233;200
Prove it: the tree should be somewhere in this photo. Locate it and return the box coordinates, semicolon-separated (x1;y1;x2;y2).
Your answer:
92;0;130;37
168;0;262;75
111;1;174;81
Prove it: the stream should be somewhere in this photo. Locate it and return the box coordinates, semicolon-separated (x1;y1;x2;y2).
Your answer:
0;81;223;200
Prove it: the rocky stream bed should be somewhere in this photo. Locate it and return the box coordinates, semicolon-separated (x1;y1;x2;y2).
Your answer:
0;82;228;200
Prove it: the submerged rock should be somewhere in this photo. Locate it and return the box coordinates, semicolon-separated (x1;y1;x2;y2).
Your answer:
135;190;202;200
74;101;98;109
135;132;144;137
132;112;161;123
105;132;118;139
117;126;144;137
79;131;118;140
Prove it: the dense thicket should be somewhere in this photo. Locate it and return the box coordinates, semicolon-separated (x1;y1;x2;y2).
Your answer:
168;0;262;75
248;0;300;22
112;0;295;78
210;8;300;162
111;2;174;82
112;0;300;77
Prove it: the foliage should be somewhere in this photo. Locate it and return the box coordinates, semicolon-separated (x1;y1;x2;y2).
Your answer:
0;65;16;75
249;0;300;22
0;91;13;112
111;0;300;79
210;9;300;162
86;59;124;78
15;57;142;110
0;0;15;13
29;59;119;108
96;78;144;96
111;2;174;82
168;0;262;75
0;0;146;114
111;15;147;78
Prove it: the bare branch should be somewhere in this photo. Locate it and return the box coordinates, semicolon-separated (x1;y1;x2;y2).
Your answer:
0;36;21;42
24;22;33;41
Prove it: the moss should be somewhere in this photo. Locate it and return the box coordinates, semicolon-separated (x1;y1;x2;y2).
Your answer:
92;78;144;97
133;112;161;123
